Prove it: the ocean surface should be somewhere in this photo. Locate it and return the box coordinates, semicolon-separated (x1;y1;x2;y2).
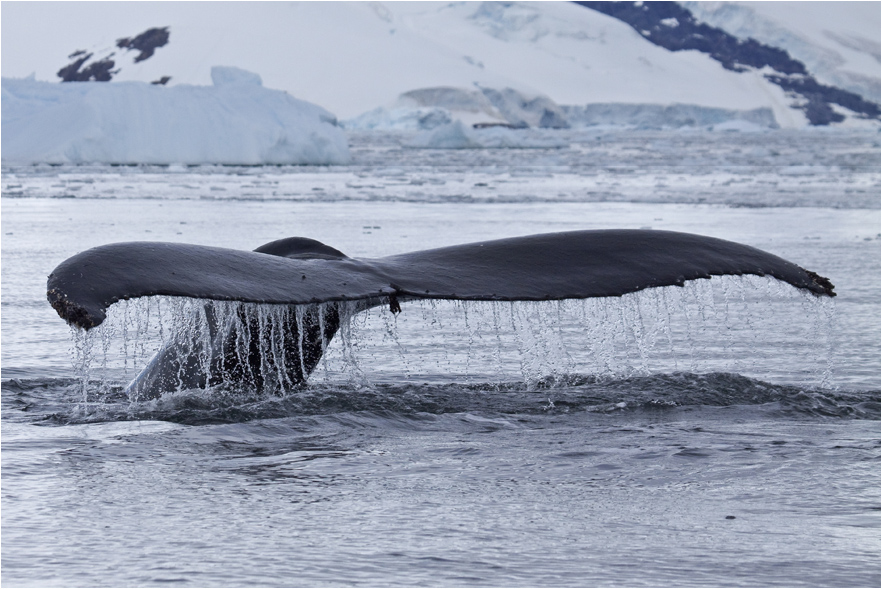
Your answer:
2;128;880;587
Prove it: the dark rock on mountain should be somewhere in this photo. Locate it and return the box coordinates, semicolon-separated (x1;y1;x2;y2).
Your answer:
765;73;881;124
116;27;170;63
577;1;802;74
57;54;117;82
57;26;170;83
576;1;880;125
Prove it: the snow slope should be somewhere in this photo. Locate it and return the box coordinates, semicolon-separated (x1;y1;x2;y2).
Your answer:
1;67;351;165
4;1;876;129
683;1;880;103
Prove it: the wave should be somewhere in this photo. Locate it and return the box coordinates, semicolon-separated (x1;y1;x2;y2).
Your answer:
2;372;878;426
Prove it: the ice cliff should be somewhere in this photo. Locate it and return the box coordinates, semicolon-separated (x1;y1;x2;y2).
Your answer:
346;86;779;132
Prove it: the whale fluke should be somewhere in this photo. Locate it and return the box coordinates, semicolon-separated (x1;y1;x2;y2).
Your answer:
47;230;834;331
46;230;835;398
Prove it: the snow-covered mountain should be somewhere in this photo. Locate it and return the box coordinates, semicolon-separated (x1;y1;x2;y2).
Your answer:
1;1;878;130
580;1;879;125
683;1;880;105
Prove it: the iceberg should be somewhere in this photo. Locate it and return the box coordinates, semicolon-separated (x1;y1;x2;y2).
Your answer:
405;120;568;149
397;87;508;128
344;106;452;131
1;66;351;165
478;87;569;129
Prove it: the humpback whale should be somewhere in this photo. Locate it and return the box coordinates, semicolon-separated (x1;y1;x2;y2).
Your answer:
46;230;835;398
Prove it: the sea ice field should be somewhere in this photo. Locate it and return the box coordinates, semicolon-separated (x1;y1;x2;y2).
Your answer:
2;128;880;587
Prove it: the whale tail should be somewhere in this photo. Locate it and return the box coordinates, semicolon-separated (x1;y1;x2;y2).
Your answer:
126;239;347;399
47;230;835;399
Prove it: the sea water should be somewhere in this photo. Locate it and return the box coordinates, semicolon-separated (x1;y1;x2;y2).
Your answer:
2;129;879;587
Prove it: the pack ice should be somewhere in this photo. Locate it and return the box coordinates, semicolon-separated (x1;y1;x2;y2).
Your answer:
1;66;351;165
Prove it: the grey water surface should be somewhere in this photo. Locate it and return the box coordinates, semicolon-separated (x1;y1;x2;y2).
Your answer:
2;129;880;587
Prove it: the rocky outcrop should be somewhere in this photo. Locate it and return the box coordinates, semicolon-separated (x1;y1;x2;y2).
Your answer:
116;27;170;63
58;26;170;83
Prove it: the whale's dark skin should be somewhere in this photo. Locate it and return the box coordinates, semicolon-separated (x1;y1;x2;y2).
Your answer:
46;230;835;398
124;299;341;400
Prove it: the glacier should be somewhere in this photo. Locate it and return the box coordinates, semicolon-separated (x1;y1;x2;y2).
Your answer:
346;86;780;132
1;66;351;166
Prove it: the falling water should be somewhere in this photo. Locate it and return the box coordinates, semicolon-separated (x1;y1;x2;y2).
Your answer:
68;275;837;408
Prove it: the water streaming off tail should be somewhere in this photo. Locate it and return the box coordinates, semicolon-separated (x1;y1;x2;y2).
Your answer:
69;275;835;404
363;275;834;387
